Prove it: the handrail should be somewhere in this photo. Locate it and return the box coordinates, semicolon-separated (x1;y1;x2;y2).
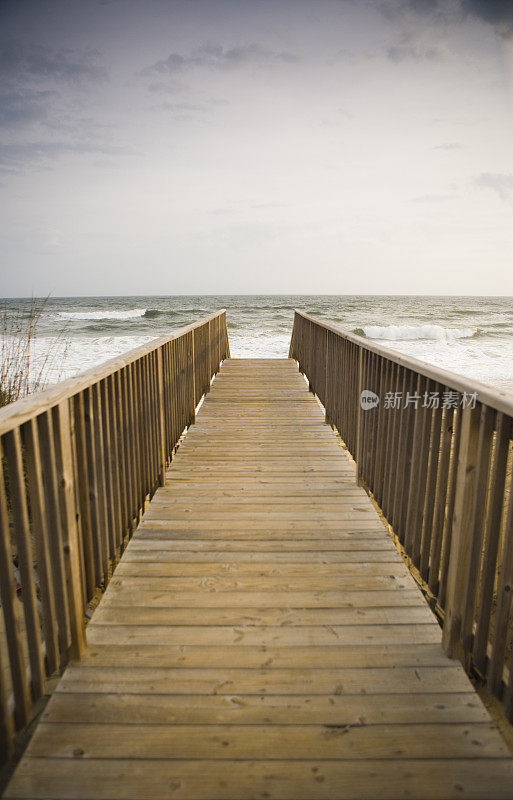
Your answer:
0;311;226;435
290;308;513;722
291;310;513;417
0;310;230;761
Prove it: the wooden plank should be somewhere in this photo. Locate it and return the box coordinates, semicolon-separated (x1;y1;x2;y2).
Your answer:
53;402;87;659
0;635;14;760
77;642;451;669
3;428;46;698
21;418;59;675
0;439;31;729
37;410;72;660
131;527;388;539
460;404;495;660
472;412;511;672
56;664;471;694
7;759;513;800
114;552;408;565
97;589;426;608
83;386;107;584
107;569;413;588
109;542;399;556
489;463;513;693
91;605;435;627
41;690;489;725
84;624;445;646
428;403;455;594
71;393;96;599
442;404;481;658
27;721;508;760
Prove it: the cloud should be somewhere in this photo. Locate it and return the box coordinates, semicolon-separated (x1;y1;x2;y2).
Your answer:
387;0;513;37
142;42;298;76
0;41;113;171
378;0;445;22
407;0;439;10
0;40;107;83
387;43;441;61
382;25;444;63
475;173;513;201
152;95;228;122
0;89;56;127
154;100;212;121
460;0;513;37
0;140;135;173
147;81;187;95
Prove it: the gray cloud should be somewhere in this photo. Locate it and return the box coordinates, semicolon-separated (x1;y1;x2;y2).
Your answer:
0;40;107;83
0;89;57;127
460;0;513;37
153;95;228;121
387;43;441;61
378;0;444;22
142;42;299;76
0;39;113;169
475;173;513;201
406;0;439;10
0;140;135;173
391;0;513;36
147;81;188;95
154;101;212;121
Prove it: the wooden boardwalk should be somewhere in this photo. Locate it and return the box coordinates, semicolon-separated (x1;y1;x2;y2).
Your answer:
4;358;513;799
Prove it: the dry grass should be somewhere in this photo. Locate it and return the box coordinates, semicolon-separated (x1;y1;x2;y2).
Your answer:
0;297;70;408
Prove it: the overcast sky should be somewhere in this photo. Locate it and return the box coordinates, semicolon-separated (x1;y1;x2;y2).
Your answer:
1;0;512;297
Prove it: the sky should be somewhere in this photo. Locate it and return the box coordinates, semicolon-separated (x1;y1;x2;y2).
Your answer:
1;0;513;297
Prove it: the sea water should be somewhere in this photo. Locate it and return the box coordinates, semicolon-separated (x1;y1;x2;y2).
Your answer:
2;295;513;388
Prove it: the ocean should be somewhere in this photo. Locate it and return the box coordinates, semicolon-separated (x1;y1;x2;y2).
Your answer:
2;295;513;389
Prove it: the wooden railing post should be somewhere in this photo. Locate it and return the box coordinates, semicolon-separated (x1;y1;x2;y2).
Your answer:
222;310;230;360
53;400;86;660
156;347;167;485
3;428;46;698
324;330;331;426
205;320;211;393
0;642;14;760
441;404;481;659
355;347;364;485
0;441;31;730
189;329;196;426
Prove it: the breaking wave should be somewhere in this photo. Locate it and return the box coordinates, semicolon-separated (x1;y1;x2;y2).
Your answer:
354;324;476;341
57;308;147;321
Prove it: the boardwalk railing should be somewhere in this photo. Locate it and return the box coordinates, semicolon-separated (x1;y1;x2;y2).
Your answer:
0;310;229;760
290;309;513;720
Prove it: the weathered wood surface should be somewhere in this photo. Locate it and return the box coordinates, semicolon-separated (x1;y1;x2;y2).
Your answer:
4;358;513;800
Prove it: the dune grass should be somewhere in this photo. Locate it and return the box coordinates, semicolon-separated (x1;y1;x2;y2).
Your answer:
0;297;70;408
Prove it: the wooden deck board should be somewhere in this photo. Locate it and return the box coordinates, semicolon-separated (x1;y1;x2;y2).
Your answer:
4;358;513;800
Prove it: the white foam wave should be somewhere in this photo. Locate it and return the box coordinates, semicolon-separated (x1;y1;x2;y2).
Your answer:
56;309;147;321
10;329;513;389
362;324;475;341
